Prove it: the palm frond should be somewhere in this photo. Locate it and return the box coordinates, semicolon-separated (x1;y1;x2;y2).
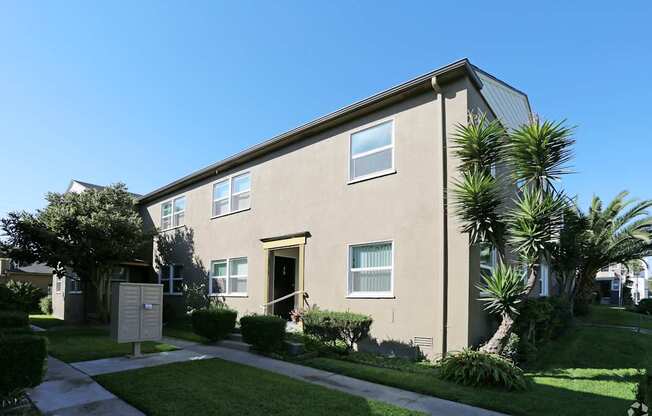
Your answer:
477;262;527;317
452;170;506;248
451;112;507;174
506;119;575;190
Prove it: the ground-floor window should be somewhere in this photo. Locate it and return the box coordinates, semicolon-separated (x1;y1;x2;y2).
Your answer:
160;264;183;295
348;241;393;297
539;262;549;296
210;257;248;296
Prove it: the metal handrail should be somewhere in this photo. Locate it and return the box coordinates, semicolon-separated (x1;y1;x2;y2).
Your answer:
260;290;308;309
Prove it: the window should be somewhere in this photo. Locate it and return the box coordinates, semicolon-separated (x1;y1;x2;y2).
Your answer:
348;242;393;297
209;257;248;296
349;120;394;182
161;196;186;230
55;277;62;293
479;243;497;277
212;172;251;217
539;262;549;296
69;278;82;294
160;264;183;295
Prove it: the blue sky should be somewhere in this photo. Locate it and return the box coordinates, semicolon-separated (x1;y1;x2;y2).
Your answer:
0;1;650;218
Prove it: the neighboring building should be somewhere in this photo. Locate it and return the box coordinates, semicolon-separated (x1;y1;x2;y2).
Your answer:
51;180;152;322
136;58;546;357
595;263;649;305
0;259;52;293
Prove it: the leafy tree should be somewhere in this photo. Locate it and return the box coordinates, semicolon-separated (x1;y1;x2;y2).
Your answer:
452;114;574;354
0;183;150;322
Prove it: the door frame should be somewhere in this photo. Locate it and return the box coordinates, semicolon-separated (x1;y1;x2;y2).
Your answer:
261;232;308;315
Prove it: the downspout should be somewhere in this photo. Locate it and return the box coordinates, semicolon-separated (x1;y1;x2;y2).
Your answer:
432;76;449;357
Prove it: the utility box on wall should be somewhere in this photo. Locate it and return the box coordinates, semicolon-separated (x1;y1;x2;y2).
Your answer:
110;282;163;344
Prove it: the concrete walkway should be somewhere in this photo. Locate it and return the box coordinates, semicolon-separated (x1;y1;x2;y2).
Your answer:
28;356;144;416
580;322;652;334
72;348;213;376
162;337;505;416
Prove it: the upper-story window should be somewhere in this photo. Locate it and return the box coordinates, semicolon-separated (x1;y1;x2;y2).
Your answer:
212;172;251;217
161;196;186;230
349;120;394;182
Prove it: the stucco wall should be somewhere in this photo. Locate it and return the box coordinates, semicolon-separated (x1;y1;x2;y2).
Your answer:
143;76;484;357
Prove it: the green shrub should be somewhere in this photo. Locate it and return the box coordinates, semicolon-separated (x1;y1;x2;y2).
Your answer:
0;310;29;329
515;297;571;362
303;309;372;351
39;295;53;315
0;333;47;400
0;284;18;310
637;299;652;315
502;332;520;363
4;281;44;313
240;315;286;352
438;348;527;391
191;306;237;341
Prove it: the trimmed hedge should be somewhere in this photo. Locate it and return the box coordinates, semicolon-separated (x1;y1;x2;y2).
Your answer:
438;348;527;391
240;315;286;352
0;310;29;329
303;310;372;351
191;307;237;341
637;299;652;315
0;333;47;400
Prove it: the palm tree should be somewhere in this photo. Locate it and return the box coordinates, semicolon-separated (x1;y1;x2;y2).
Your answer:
572;192;652;307
452;114;574;354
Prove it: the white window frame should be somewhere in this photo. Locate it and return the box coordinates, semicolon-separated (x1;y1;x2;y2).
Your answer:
348;119;396;184
211;171;251;218
69;277;82;294
159;264;183;295
347;240;394;299
539;262;549;296
479;244;498;297
160;195;186;231
209;257;248;297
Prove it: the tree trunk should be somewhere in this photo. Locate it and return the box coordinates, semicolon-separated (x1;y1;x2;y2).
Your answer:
524;264;539;297
95;268;111;323
480;313;514;354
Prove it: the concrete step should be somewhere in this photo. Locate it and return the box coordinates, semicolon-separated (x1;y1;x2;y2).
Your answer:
216;339;251;352
227;332;243;342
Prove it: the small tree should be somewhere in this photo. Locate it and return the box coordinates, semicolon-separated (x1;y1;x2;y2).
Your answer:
0;184;149;322
452;114;574;354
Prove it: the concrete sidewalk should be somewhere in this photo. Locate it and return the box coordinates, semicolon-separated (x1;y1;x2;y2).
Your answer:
162;337;505;416
28;356;144;416
72;348;213;376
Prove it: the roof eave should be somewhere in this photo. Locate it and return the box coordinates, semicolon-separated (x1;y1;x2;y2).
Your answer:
138;58;481;205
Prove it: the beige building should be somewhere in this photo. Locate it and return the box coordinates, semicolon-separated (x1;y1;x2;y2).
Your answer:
138;58;538;357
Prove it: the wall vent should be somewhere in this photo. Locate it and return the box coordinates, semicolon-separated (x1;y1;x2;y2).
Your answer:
413;336;433;349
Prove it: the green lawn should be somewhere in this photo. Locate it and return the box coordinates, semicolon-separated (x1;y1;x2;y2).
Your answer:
29;314;67;329
95;358;424;416
577;304;652;329
162;319;207;343
299;326;648;416
45;327;177;362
